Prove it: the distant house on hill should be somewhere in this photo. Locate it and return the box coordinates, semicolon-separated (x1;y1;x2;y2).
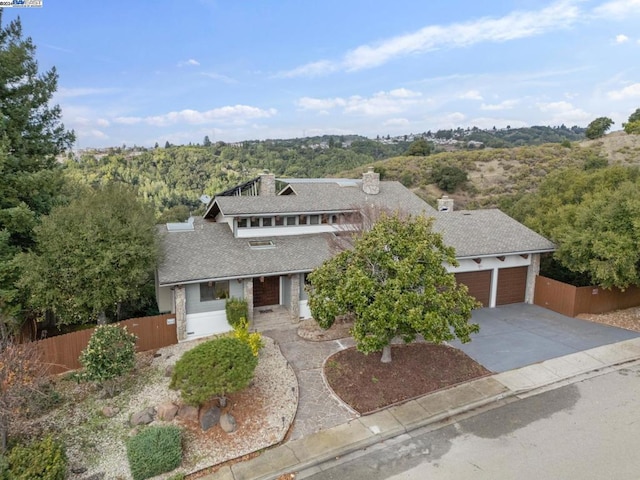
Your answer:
156;169;554;341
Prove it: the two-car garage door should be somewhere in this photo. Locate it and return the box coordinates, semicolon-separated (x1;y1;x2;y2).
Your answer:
455;266;527;307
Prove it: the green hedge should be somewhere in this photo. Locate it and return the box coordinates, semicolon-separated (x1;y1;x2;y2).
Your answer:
225;297;248;328
126;425;182;480
6;435;67;480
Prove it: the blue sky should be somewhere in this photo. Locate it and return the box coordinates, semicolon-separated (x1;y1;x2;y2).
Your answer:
4;0;640;148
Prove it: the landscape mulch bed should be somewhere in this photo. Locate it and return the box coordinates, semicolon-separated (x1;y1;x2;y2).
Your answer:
325;343;491;414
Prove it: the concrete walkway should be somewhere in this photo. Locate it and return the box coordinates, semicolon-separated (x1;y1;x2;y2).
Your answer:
205;337;640;480
263;325;357;440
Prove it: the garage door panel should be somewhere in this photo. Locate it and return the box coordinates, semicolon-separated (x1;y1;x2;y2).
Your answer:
455;270;491;307
496;266;527;305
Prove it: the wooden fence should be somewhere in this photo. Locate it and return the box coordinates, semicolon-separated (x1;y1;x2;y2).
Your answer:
534;276;640;317
36;313;178;375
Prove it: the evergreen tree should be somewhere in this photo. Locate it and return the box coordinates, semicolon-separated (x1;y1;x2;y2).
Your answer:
0;13;75;334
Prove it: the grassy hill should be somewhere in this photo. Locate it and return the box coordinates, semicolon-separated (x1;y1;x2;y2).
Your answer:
338;131;640;212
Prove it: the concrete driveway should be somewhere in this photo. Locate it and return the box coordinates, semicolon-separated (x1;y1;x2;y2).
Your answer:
451;303;640;372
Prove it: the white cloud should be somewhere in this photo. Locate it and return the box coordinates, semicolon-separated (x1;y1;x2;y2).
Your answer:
459;90;483;100
592;0;640;19
383;118;410;127
281;1;582;76
481;99;519;111
178;59;200;67
115;105;277;127
297;89;423;116
615;34;629;43
201;72;236;83
537;100;591;124
114;116;142;125
296;97;347;111
277;60;337;78
607;83;640;100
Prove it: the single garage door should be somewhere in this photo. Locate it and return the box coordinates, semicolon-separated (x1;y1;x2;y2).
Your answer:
455;271;491;307
496;266;528;305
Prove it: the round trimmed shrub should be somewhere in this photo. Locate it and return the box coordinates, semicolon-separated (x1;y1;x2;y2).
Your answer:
170;336;258;406
126;425;182;480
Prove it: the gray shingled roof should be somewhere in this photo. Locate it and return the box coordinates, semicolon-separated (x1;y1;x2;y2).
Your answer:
210;180;435;217
157;218;334;286
432;209;555;258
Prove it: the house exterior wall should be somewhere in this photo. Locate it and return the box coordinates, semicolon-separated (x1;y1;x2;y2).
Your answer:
175;285;187;341
243;278;254;323
184;281;244;315
525;253;540;304
281;275;291;310
157;285;173;313
289;273;300;322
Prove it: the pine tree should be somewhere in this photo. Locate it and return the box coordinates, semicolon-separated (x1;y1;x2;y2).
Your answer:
0;13;75;334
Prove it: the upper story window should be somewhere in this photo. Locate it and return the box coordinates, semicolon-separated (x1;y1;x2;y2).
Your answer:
262;217;273;227
286;216;297;226
250;217;260;227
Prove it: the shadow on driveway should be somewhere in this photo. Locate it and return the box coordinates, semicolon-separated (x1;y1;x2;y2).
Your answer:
451;303;640;373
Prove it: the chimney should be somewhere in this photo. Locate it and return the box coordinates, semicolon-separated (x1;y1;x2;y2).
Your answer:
437;195;454;212
362;167;380;195
259;170;276;196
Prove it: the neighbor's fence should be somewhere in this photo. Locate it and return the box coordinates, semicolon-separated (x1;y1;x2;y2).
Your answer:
36;313;178;375
534;275;640;317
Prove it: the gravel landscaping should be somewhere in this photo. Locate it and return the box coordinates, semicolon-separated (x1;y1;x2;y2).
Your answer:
24;335;297;479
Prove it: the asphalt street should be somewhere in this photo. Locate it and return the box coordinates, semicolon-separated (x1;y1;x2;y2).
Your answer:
301;361;640;480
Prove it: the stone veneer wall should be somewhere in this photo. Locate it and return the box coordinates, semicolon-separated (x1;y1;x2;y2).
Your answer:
259;173;276;196
174;286;187;341
526;253;540;304
289;274;300;323
362;168;380;195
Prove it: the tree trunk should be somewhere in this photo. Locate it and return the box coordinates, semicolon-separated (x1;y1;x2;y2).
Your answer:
97;311;107;325
381;344;392;363
0;414;7;454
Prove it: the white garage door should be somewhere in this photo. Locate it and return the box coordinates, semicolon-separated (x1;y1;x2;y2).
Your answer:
185;311;232;340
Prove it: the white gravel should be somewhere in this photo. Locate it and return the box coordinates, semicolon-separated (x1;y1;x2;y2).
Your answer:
42;334;297;479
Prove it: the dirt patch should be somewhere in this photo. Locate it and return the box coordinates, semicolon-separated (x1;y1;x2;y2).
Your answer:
297;317;353;341
577;306;640;332
324;343;491;414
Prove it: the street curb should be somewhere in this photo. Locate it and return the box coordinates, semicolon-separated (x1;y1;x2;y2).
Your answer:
234;355;640;480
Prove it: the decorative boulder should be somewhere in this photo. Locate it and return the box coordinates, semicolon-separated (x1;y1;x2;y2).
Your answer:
199;406;221;432
220;413;237;433
130;407;156;426
101;406;119;418
157;402;178;421
177;405;199;422
164;365;173;377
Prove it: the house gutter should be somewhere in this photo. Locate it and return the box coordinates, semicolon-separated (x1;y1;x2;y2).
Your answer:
455;248;556;261
159;268;314;288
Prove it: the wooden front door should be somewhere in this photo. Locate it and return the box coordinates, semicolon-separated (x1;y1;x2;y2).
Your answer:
253;276;280;307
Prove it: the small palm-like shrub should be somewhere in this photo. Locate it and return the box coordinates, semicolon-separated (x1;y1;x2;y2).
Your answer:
232;318;264;356
170;336;258;406
126;425;182;480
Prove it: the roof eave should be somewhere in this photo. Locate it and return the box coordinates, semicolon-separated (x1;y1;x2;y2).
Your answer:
455;247;556;260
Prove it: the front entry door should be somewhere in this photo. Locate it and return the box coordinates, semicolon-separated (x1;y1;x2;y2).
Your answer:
253;276;280;307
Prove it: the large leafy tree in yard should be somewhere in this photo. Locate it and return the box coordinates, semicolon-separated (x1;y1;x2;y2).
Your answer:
0;13;75;334
19;183;159;326
510;165;640;290
307;214;480;363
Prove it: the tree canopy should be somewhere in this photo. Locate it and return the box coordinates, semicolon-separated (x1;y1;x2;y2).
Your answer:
623;108;640;135
307;214;480;363
19;184;159;325
510;165;640;289
585;117;614;139
0;14;75;334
